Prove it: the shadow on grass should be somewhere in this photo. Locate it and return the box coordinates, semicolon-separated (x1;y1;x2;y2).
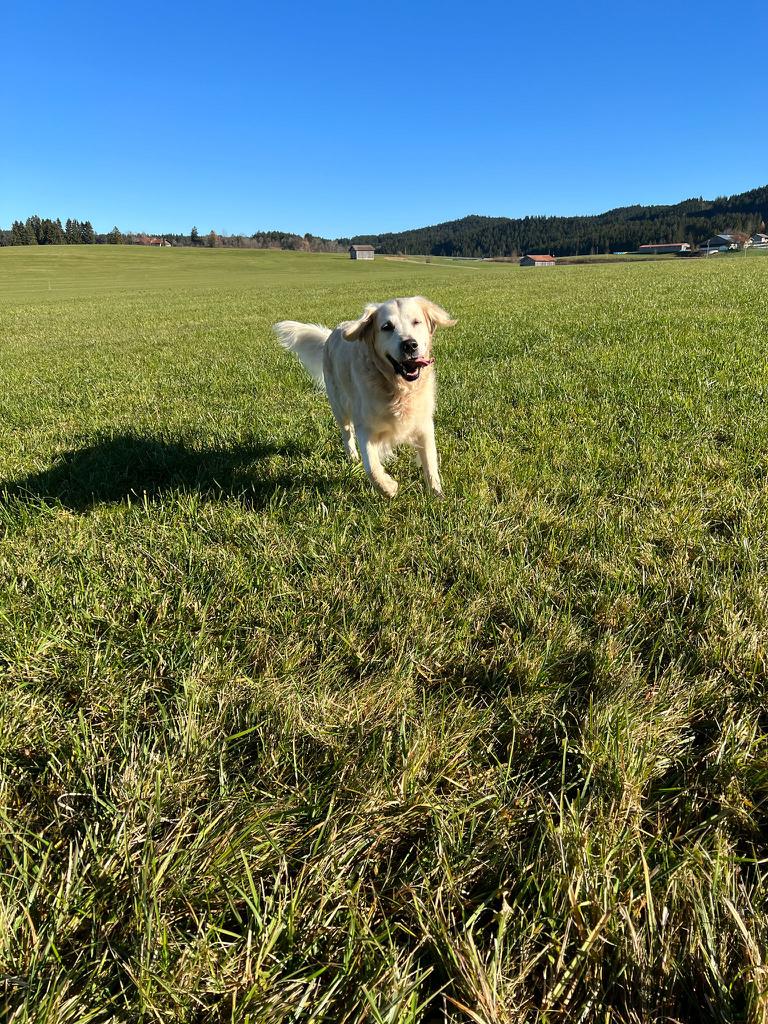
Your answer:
0;432;322;511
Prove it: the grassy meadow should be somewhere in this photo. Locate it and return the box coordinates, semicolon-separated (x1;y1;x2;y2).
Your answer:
1;245;767;1023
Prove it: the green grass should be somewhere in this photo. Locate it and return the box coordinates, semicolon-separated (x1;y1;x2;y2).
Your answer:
1;245;767;1023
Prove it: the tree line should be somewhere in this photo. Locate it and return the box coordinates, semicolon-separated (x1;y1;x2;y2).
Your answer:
3;216;105;246
0;218;345;252
350;185;768;257
179;228;345;252
3;184;767;256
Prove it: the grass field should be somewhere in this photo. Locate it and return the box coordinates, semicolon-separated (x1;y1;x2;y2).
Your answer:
2;245;767;1023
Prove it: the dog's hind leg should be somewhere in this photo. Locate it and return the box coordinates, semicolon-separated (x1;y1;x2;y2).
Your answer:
340;422;359;462
326;385;358;463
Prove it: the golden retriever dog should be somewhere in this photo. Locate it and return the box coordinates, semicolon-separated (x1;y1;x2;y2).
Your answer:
274;296;456;497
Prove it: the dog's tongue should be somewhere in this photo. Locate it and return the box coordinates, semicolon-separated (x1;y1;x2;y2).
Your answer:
412;357;434;367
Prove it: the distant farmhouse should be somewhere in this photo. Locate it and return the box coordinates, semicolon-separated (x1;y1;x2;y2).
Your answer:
349;244;375;260
639;242;690;254
135;235;171;247
703;233;747;251
520;254;556;267
636;231;760;255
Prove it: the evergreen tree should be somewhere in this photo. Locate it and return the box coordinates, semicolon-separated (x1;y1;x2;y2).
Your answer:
26;215;42;244
65;218;81;244
80;220;96;244
106;226;123;244
190;226;199;246
40;218;65;244
11;221;29;245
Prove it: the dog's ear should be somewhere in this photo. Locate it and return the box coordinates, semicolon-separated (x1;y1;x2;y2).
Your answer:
342;303;379;341
415;297;457;332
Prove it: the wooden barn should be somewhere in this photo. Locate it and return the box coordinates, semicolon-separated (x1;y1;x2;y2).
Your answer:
520;254;556;267
349;244;375;260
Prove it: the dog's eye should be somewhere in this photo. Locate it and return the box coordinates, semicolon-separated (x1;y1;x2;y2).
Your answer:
381;322;394;332
412;319;421;326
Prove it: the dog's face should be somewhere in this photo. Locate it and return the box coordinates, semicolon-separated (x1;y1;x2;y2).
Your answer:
343;296;456;383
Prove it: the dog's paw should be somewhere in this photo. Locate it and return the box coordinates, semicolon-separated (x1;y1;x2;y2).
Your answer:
376;476;399;498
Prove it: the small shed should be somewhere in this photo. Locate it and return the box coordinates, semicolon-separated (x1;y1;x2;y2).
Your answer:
520;254;556;267
349;244;375;260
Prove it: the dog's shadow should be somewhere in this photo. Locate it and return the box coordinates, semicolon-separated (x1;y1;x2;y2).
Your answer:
0;432;319;512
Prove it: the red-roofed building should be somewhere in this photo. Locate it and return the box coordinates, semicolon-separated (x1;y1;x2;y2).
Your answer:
135;235;171;247
520;254;556;267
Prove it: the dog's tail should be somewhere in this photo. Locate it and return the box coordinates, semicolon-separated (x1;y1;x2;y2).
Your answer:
273;321;331;389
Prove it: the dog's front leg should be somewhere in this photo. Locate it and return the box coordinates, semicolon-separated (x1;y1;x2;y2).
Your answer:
414;426;443;496
357;428;398;497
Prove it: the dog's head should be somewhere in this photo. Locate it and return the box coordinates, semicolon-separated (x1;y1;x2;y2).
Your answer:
342;296;456;383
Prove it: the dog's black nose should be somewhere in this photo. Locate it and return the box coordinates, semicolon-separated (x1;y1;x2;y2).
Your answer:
401;338;418;356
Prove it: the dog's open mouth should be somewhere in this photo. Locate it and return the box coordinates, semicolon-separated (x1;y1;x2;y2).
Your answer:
386;354;434;382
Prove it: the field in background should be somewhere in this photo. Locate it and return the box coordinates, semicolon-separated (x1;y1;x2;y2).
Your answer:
1;247;767;1023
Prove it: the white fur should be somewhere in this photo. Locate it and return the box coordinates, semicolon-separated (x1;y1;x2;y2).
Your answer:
274;296;456;497
273;321;330;388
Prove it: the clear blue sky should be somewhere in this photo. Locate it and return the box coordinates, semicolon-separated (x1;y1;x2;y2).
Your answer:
3;0;766;237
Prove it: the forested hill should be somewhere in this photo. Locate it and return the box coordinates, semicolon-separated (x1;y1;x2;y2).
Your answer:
350;185;768;258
